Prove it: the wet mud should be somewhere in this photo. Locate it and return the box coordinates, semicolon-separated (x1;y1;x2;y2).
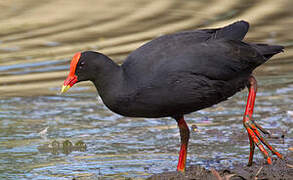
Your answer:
148;155;293;180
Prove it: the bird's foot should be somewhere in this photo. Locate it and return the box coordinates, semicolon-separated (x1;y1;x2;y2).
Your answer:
244;117;283;166
243;76;283;166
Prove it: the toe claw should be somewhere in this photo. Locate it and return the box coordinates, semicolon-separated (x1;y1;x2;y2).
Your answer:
267;157;272;164
275;152;283;159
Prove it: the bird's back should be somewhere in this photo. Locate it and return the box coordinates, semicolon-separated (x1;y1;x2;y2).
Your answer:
114;21;283;117
122;21;249;76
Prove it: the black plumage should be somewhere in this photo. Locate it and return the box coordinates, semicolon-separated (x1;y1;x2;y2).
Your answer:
74;21;283;118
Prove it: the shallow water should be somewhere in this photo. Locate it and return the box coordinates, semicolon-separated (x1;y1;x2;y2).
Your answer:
0;0;293;179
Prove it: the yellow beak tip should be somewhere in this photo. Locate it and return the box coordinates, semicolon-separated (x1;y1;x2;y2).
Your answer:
61;85;71;94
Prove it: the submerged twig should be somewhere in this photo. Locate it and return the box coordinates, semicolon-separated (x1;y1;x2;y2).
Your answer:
224;174;237;180
254;166;263;179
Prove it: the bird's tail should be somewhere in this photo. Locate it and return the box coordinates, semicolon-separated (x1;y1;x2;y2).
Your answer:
251;43;284;59
215;20;249;40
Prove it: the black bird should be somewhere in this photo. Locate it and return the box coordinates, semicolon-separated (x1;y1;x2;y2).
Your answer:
61;21;284;172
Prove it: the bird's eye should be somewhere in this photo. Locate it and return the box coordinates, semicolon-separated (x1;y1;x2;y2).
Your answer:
79;61;85;69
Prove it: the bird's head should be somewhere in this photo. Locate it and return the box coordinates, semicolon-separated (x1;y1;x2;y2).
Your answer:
61;51;107;93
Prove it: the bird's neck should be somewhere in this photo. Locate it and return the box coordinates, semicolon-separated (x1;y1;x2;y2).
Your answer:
91;56;124;108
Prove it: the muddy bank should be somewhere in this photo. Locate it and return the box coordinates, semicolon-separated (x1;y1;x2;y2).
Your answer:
148;155;293;180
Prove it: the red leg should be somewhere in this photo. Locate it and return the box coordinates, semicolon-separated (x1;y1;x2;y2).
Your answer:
174;115;190;172
243;76;283;166
248;134;255;166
